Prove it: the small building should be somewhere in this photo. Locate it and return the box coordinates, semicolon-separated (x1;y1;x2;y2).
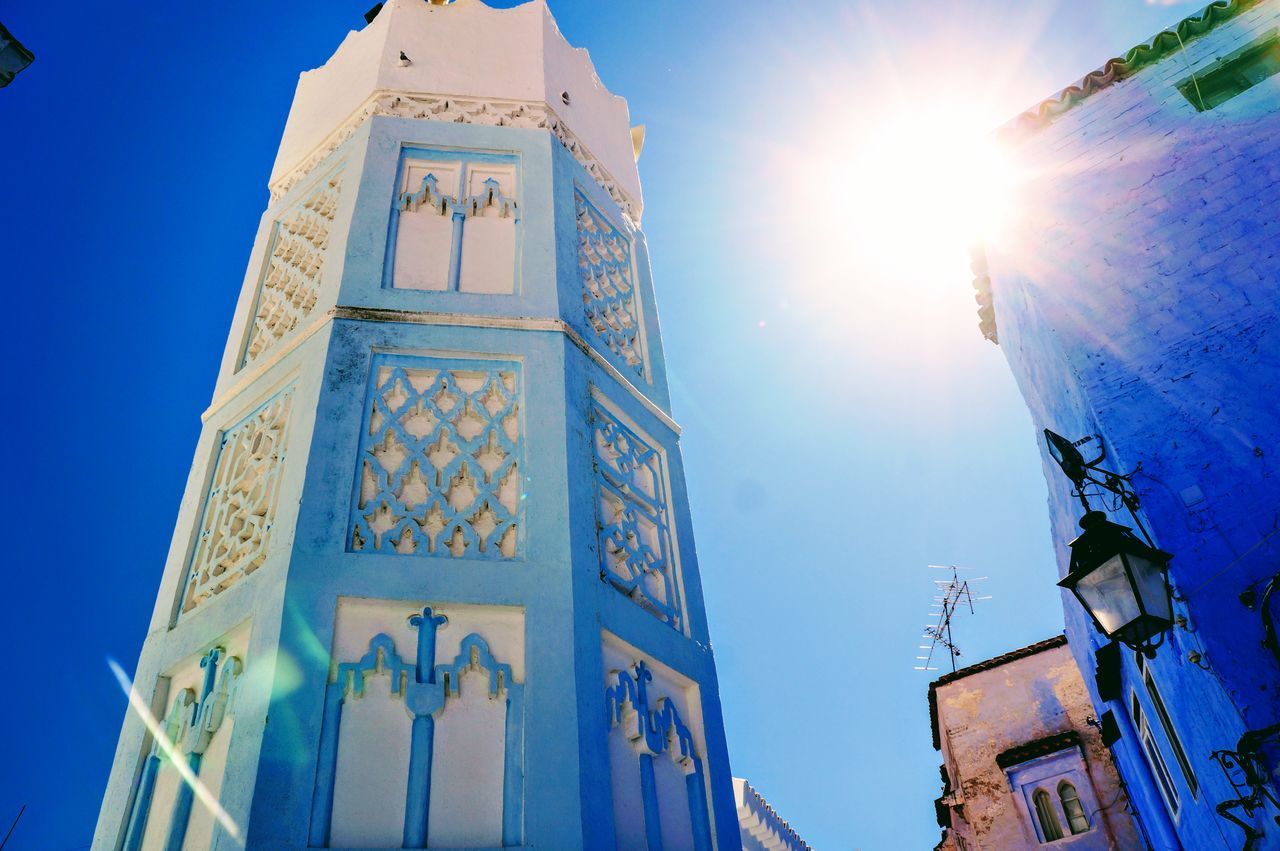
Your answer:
930;636;1141;850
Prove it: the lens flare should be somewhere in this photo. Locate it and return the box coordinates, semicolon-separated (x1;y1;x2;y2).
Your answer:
797;102;1021;286
107;658;242;841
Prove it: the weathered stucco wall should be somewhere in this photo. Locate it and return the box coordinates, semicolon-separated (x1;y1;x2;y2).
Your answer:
984;1;1280;847
933;638;1139;850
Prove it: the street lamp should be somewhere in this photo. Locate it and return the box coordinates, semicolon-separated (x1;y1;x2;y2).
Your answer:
1044;429;1174;656
1058;511;1173;657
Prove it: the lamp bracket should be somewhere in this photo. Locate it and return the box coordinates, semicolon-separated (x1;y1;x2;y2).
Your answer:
1044;429;1153;546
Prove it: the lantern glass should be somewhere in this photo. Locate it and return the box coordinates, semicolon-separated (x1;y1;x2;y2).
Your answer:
1072;554;1140;636
1130;552;1173;624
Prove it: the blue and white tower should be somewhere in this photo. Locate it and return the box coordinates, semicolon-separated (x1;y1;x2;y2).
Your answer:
93;2;741;848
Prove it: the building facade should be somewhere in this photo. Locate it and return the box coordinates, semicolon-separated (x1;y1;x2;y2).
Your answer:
979;0;1280;847
93;1;744;848
930;636;1141;850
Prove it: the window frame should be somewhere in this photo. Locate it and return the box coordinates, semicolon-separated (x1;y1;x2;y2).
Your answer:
1005;749;1099;844
1131;688;1181;820
1134;653;1198;798
1057;780;1090;835
1033;788;1065;842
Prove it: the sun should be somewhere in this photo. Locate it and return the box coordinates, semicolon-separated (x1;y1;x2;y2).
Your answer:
784;101;1021;289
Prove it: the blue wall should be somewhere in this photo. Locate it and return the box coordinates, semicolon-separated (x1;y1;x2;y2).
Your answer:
986;7;1280;848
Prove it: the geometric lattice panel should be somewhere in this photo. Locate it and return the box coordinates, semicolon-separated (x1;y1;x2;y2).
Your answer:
241;168;344;369
592;397;681;628
575;190;646;379
350;355;523;560
182;387;295;614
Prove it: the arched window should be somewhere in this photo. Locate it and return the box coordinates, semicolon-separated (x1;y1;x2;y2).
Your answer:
1059;781;1089;834
1032;788;1063;841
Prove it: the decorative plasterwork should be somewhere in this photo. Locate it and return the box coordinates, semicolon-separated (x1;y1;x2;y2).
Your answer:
202;307;682;437
183;387;295;615
403;174;519;220
607;661;697;765
391;152;520;293
268;91;640;221
591;398;681;628
310;606;524;848
350;355;523;560
576;191;646;378
606;660;713;851
1004;0;1259;135
123;648;243;851
242;170;344;369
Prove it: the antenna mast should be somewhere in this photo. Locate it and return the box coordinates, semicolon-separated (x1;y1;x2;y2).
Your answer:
915;566;990;674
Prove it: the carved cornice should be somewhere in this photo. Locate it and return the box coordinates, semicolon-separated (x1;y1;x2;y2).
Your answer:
270;90;641;221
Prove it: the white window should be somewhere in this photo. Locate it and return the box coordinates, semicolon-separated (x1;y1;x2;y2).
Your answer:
1132;690;1180;818
1136;653;1198;797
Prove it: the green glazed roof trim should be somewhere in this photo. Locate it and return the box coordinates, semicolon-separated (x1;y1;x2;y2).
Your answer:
1006;0;1262;134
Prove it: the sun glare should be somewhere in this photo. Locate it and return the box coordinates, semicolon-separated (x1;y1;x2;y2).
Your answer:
108;658;242;841
790;102;1021;289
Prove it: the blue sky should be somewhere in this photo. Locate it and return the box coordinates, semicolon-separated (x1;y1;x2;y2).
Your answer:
0;1;1208;848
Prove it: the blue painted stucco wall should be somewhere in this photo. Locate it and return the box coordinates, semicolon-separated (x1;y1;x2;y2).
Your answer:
984;3;1280;848
94;99;740;848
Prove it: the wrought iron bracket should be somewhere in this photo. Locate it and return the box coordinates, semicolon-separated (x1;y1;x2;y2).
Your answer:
1043;430;1154;546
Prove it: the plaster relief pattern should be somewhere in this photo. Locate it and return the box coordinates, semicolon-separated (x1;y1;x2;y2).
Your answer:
592;399;681;628
351;355;523;560
242;170;343;369
605;648;713;851
393;156;519;293
270;92;640;220
577;191;645;379
311;600;525;849
183;388;294;615
122;628;249;851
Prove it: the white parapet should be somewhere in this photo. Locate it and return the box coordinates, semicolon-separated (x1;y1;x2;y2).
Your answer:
734;777;811;851
269;0;642;217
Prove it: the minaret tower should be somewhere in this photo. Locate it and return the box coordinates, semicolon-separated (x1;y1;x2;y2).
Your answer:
94;2;740;848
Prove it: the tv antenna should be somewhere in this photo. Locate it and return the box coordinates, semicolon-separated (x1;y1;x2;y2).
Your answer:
915;566;991;674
